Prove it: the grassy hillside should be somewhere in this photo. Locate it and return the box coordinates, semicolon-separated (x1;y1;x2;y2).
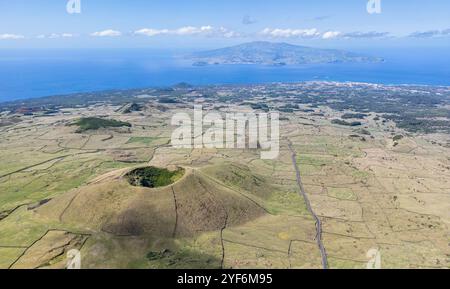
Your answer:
36;168;266;238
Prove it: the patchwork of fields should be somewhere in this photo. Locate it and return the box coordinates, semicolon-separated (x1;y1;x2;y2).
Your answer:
0;83;449;269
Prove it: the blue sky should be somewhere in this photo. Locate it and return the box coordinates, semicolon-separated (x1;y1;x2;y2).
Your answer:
1;0;450;49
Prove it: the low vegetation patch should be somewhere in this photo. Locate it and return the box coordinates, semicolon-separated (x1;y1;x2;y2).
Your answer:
126;166;185;188
341;113;368;119
158;97;179;104
393;135;404;141
146;248;220;269
71;117;131;133
119;103;143;114
353;128;371;136
127;137;157;146
331;119;362;127
241;102;270;112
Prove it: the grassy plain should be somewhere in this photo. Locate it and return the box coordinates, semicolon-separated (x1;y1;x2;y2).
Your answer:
0;85;449;269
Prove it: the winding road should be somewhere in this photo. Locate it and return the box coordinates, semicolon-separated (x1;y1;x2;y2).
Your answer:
287;139;329;269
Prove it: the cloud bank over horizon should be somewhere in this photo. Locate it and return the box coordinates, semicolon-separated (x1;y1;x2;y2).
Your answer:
1;0;449;48
1;26;433;41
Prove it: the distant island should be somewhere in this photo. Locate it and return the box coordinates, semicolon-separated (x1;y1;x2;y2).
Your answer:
189;41;383;66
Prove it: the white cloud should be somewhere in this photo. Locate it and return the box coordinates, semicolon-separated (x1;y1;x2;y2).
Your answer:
322;31;341;39
175;26;212;35
134;28;170;37
259;28;391;40
261;28;320;38
36;33;76;39
409;29;450;38
91;29;122;37
343;31;389;38
0;34;25;40
217;27;239;38
134;26;239;38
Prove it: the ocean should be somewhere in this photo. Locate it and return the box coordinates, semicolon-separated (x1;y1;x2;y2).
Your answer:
0;47;449;102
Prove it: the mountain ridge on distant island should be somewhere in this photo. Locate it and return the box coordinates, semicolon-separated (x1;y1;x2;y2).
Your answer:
189;41;383;66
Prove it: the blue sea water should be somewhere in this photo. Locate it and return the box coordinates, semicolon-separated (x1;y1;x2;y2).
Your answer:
0;47;449;102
